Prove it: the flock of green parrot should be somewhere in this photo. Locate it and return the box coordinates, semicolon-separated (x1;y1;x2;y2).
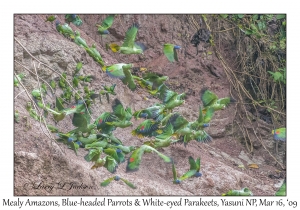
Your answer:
14;14;286;195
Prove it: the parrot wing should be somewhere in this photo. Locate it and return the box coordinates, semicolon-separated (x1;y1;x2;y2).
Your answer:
122;23;139;48
163;44;176;62
200;88;218;107
100;176;115;187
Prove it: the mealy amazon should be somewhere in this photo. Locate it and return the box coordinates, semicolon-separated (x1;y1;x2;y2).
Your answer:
97;15;115;35
126;145;172;172
109;23;146;54
163;43;181;62
65;14;83;26
100;175;136;189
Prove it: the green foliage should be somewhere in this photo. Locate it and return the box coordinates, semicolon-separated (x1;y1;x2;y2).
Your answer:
268;68;286;84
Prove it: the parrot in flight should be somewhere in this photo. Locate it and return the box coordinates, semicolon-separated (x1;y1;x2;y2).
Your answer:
126;145;172;172
109;23;146;54
133;72;169;92
97;15;115;35
171;158;198;184
131;119;161;138
103;63;136;91
163;43;181;62
155;84;185;111
65;14;83;26
100;175;136;189
133;103;166;121
190;106;214;130
200;87;235;112
222;188;253;196
111;98;132;121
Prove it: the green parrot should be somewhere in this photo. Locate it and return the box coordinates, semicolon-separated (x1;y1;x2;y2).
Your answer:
188;156;202;177
84;140;108;150
133;72;169;92
97;133;123;145
58;72;67;89
45;15;57;22
104;148;125;163
163;43;181;62
171;160;197;184
85;44;105;66
65;14;83;26
168;113;189;133
14;73;25;87
133;104;165;121
192;129;212;143
50;80;56;90
78;134;98;146
272;127;286;154
84;147;102;162
106;144;136;154
55;21;75;39
200;87;235;112
75;62;83;75
103;63;136;91
190;106;214;130
99;84;116;103
222;188;253;196
155;84;185;111
91;158;106;170
14;110;20;123
109;23;146;54
105;120;133;129
131;119;161;138
47;124;59;133
275;179;286;196
272;128;286;142
111;98;132;121
74;31;89;48
31;89;43;100
69;110;96;135
100;175;136;189
126;145;172;172
97;14;115;35
103;155;118;173
94;112;118;134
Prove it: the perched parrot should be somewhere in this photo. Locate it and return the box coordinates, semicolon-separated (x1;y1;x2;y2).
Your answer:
14;73;25;86
103;63;136;91
126;145;172;172
45;15;56;22
109;23;146;54
47;124;59;133
105;120;133;129
272;128;286;142
103;155;118;173
275;179;286;196
106;144;136;154
99;84;116;103
272;127;286;154
74;31;89;48
55;21;75;39
78;134;98;146
163;43;181;62
97;15;115;35
200;87;235;112
84;139;108;150
50;80;56;90
75;62;83;75
100;175;136;189
131;119;161;138
222;188;253;196
84;147;102;162
65;14;83;26
85;44;105;66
